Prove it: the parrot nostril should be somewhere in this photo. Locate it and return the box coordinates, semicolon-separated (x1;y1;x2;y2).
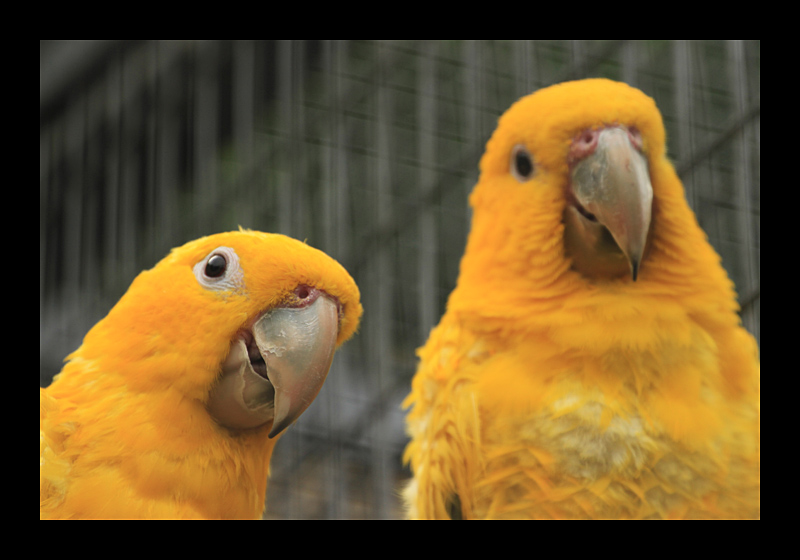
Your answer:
627;126;643;150
570;129;600;162
295;285;311;300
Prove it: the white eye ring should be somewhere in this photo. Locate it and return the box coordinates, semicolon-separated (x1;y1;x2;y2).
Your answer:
193;246;244;292
510;144;535;182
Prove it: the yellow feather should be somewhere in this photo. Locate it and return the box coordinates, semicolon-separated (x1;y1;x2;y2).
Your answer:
403;79;759;519
40;230;362;519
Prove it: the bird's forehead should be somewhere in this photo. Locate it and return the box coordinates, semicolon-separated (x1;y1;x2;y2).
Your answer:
499;80;664;152
480;82;665;181
161;232;286;271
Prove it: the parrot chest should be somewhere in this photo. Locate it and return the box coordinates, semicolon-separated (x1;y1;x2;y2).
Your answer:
412;321;757;518
474;396;652;517
473;392;726;519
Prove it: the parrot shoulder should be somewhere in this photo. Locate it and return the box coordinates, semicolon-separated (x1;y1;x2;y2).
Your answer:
403;315;489;519
40;388;74;514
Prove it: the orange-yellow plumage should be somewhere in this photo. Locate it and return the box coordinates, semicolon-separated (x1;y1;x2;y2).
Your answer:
40;229;362;519
403;79;759;519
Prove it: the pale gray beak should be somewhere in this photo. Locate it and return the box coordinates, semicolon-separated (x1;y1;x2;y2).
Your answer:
207;292;339;438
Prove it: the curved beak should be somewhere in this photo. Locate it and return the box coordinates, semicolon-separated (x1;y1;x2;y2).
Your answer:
565;126;653;280
256;295;339;437
207;291;339;438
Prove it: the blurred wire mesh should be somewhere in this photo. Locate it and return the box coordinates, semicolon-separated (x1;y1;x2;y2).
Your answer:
40;40;760;519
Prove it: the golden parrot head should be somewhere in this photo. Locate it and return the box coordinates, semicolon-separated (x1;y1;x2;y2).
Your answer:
73;229;362;439
471;78;667;283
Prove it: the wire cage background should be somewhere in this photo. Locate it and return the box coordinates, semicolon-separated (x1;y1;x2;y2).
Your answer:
40;40;760;519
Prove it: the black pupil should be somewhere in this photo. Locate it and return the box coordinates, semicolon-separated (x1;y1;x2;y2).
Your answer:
515;151;533;178
205;254;227;278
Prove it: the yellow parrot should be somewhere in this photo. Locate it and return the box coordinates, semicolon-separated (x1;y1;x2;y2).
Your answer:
403;79;760;520
40;230;362;519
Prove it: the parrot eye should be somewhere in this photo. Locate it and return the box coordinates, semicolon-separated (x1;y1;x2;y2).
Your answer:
193;246;244;292
511;144;534;182
205;254;227;277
